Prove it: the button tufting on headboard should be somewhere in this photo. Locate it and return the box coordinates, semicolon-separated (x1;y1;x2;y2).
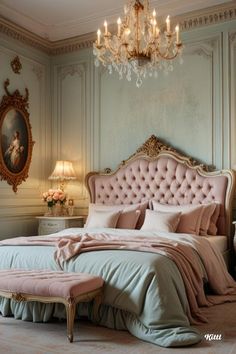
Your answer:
85;136;235;244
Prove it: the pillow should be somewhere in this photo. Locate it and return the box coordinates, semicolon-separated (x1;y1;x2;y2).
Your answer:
86;202;146;229
85;209;121;228
141;209;181;232
207;202;221;235
135;201;149;229
116;210;141;229
151;200;204;235
199;203;217;236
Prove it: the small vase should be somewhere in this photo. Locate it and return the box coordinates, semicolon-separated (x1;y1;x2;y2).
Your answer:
52;204;63;217
45;206;53;216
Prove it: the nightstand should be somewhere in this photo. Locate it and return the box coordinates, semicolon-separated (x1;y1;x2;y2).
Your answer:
36;216;85;235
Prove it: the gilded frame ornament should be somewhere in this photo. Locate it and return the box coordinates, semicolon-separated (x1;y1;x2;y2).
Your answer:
0;79;34;192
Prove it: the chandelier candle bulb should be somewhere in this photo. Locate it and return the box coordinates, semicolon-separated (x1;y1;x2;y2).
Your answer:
175;24;180;44
97;29;101;45
117;17;122;37
124;27;131;41
152;9;156;18
152;19;157;35
104;20;108;35
166;15;170;33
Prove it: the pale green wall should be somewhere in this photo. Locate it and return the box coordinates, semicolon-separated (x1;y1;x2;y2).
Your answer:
51;19;236;212
1;17;236;237
0;33;51;238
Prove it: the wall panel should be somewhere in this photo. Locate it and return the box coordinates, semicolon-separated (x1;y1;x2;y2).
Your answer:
52;57;92;212
98;36;221;171
0;36;51;237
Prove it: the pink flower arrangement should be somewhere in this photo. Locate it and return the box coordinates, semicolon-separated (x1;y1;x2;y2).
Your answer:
42;189;66;208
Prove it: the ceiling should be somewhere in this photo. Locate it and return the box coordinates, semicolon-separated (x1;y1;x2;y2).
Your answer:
0;0;233;41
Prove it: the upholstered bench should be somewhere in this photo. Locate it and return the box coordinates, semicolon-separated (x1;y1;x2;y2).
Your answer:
0;269;104;342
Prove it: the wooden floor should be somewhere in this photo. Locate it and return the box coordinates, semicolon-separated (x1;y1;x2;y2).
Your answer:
0;302;235;354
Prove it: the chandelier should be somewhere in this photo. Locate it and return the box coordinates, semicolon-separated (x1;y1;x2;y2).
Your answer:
93;0;183;87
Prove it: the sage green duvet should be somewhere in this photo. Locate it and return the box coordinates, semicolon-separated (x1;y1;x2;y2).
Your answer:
0;228;202;347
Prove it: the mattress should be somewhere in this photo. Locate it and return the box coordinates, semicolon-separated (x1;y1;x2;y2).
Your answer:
203;236;228;253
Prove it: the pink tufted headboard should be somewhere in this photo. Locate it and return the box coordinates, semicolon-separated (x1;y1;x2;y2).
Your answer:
86;136;235;244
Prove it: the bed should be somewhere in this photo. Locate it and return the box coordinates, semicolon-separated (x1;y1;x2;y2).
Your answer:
0;135;236;348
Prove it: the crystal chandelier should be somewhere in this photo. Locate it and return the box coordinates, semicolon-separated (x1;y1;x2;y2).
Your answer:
93;0;183;87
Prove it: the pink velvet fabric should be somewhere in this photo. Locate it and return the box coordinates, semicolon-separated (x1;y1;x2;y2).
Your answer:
87;157;228;234
0;270;103;299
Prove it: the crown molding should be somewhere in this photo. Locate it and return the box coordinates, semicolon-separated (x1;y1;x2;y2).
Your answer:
177;1;236;30
0;17;50;54
1;2;236;56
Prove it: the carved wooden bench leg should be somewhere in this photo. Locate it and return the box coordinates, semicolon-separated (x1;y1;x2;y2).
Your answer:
93;291;102;323
66;298;76;343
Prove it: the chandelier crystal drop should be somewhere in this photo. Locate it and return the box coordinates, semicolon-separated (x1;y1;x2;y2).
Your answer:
93;0;183;87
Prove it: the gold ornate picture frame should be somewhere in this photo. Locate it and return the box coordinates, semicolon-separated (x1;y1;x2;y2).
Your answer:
0;79;34;192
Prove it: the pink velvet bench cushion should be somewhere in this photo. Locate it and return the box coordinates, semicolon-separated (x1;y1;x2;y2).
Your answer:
0;269;104;299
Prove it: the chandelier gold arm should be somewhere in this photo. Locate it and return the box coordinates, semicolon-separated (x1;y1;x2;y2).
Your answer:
93;0;183;86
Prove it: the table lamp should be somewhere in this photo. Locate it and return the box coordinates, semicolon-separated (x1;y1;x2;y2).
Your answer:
49;160;77;191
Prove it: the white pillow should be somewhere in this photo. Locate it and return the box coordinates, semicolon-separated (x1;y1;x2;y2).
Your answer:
85;209;121;228
151;200;204;235
141;209;181;232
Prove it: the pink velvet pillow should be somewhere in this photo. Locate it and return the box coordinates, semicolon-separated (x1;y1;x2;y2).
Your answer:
199;203;217;236
116;210;141;229
86;203;144;229
135;201;149;229
141;209;181;232
151;200;204;235
207;202;220;235
85;209;121;228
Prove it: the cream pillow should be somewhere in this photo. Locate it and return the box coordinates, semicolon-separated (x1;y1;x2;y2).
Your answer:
141;209;181;232
85;209;121;228
151;200;204;235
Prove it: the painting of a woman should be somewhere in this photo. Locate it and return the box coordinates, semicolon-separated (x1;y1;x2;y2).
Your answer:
1;109;28;174
4;131;25;172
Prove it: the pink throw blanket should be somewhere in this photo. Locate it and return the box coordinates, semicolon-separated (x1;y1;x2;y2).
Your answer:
1;232;236;324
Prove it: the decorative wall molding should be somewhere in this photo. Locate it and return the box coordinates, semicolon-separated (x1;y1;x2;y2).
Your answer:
189;43;214;60
178;3;236;31
50;36;94;56
0;44;50;213
32;64;44;81
55;62;88;200
229;31;236;43
1;2;236;56
57;64;85;81
229;31;236;168
11;55;22;74
191;35;223;169
0;18;50;54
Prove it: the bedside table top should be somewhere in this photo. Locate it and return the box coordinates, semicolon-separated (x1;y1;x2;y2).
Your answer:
36;216;85;220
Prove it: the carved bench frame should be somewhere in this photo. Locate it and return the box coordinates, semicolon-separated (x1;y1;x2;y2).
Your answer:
0;287;103;342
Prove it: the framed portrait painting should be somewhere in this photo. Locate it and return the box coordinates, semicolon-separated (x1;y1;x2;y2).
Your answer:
0;79;34;192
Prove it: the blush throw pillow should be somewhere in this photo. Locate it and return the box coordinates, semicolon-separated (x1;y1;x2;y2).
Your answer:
199;203;217;236
207;202;221;235
116;210;141;229
85;209;121;228
141;209;181;232
151;200;204;235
